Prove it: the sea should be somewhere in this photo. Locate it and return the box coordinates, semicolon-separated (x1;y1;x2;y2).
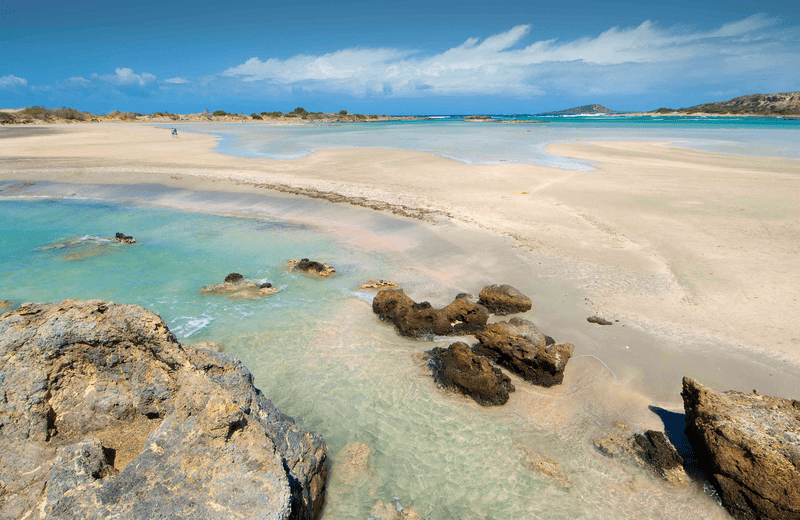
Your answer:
2;115;799;519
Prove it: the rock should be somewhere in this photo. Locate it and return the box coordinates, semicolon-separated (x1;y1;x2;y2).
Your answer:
0;300;327;520
370;500;422;520
478;284;532;315
359;279;398;290
224;272;244;283
289;258;336;277
517;444;572;487
335;442;372;483
425;342;515;406
190;340;223;352
474;318;573;387
593;424;689;485
0;299;13;311
372;289;489;338
200;274;278;299
682;377;800;520
587;316;613;325
113;232;135;244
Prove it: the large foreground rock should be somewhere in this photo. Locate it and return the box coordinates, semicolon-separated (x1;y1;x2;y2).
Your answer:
425;342;515;406
682;377;800;520
372;289;489;338
474;318;573;387
0;300;327;520
478;284;532;316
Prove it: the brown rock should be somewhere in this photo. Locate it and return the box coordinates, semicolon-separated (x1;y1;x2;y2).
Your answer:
113;232;135;244
474;318;573;387
200;274;278;299
425;342;515;406
289;258;336;277
587;316;613;325
224;272;244;283
682;377;800;520
0;300;327;520
372;289;489;338
478;284;532;315
594;425;689;485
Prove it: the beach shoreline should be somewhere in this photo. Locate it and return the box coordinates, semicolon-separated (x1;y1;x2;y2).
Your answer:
2;123;798;368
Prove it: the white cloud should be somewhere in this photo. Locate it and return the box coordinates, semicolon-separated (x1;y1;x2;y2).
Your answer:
164;77;189;84
220;14;799;98
0;75;28;89
92;67;157;86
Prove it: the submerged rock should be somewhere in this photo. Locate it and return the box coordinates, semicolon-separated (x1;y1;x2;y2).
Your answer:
0;300;327;520
474;317;573;387
289;258;336;277
478;284;532;315
425;342;515;406
372;289;489;338
587;316;613;325
113;232;135;244
200;273;278;299
0;299;13;311
682;377;800;520
370;500;422;520
517;444;572;487
594;424;689;486
359;279;398;290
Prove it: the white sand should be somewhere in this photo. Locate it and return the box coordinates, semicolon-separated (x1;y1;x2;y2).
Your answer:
1;123;798;363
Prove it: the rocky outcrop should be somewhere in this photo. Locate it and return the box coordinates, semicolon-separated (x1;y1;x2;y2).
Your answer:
372;289;489;338
289;259;336;277
587;316;613;325
200;273;278;299
0;299;13;311
594;424;689;485
0;300;327;520
474;318;573;387
113;232;135;244
425;342;515;406
682;377;800;520
478;284;532;316
359;279;398;290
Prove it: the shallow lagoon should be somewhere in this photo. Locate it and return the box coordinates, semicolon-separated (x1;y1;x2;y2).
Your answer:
2;183;795;519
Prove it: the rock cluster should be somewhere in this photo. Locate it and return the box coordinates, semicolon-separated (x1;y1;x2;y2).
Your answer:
0;300;327;520
594;424;689;486
474;318;574;387
478;284;532;315
372;289;489;338
200;273;278;299
359;279;398;290
682;377;800;520
113;232;135;244
425;342;515;406
289;259;336;277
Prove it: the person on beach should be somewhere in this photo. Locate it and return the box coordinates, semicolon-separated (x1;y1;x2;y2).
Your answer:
171;128;178;137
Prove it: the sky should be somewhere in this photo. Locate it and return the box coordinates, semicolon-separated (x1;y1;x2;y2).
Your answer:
1;0;799;115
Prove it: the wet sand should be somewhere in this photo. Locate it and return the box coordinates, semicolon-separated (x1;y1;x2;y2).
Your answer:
1;123;798;366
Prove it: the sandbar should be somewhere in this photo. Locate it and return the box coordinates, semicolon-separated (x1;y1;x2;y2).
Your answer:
1;123;798;366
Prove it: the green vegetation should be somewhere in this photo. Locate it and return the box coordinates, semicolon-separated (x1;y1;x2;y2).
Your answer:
655;108;676;114
291;107;309;116
338;110;348;115
250;113;263;120
212;110;228;116
22;106;89;121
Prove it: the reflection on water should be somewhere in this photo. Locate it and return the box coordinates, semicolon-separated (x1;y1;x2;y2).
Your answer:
0;193;742;519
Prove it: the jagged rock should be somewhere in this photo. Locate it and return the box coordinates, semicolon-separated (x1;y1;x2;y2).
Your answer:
359;279;398;290
478;284;532;315
594;424;689;485
587;316;613;325
682;377;800;520
113;232;135;244
0;300;327;520
425;342;515;406
372;289;489;338
473;318;573;387
289;259;336;277
200;274;278;299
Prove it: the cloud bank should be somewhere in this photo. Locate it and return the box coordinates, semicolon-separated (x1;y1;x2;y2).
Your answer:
0;75;28;90
221;14;799;98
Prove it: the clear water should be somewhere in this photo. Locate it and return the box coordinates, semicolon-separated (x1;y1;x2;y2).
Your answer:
166;116;800;169
0;191;745;519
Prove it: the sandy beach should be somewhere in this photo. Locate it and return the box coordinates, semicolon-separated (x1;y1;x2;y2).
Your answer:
2;123;798;365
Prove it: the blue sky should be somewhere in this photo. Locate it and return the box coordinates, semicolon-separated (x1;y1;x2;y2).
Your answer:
1;0;799;114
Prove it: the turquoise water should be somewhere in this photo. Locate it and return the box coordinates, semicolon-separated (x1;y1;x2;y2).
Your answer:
0;194;735;519
167;116;800;169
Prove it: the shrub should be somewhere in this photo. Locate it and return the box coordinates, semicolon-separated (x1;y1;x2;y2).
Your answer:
251;114;263;120
212;110;227;116
291;107;308;116
356;114;366;120
338;110;348;115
